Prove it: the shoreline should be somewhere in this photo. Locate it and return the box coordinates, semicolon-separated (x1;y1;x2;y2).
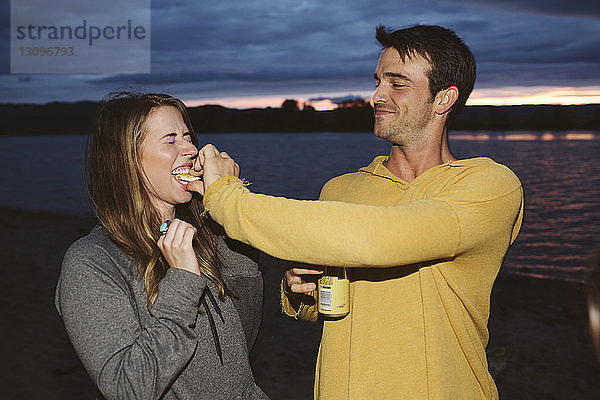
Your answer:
1;103;598;136
1;129;599;137
1;206;599;399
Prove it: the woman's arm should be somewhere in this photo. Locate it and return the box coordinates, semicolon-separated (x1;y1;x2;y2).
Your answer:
56;236;206;400
218;237;263;350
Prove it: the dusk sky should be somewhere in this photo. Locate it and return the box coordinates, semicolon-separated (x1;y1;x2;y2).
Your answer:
1;0;599;108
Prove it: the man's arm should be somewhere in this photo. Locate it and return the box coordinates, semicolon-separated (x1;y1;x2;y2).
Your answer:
203;176;461;267
194;144;522;269
280;267;321;322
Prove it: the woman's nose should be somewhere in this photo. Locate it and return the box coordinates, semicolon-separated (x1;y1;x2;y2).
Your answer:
182;140;198;158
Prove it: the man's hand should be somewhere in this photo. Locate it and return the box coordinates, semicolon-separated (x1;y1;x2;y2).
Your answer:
187;144;239;195
285;267;324;294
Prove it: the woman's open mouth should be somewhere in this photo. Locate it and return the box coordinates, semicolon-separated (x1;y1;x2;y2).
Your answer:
171;167;201;189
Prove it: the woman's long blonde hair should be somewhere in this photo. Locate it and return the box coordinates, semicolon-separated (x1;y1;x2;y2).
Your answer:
87;91;228;306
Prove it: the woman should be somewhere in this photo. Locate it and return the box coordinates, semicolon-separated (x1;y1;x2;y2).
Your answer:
55;92;268;399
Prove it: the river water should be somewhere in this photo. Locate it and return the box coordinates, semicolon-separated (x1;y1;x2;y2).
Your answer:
1;131;598;282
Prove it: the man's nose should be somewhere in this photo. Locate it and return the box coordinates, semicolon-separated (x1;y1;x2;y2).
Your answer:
372;85;388;104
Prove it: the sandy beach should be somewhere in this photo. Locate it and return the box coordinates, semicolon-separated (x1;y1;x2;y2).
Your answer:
1;206;599;399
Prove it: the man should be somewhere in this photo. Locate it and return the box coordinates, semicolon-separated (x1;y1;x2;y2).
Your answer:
192;25;523;399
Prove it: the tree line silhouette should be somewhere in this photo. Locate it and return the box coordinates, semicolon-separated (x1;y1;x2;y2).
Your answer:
0;100;598;135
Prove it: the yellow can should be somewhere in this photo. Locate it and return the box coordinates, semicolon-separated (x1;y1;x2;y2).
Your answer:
318;267;349;317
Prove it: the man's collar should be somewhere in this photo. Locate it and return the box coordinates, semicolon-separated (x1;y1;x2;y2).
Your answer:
358;156;404;182
358;155;490;183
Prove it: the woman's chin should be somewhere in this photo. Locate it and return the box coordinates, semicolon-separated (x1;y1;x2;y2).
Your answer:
178;192;193;204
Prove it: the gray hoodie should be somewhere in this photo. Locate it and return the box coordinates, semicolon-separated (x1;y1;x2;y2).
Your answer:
56;225;269;400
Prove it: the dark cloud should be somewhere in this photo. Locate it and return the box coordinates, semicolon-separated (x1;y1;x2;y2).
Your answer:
0;0;598;103
0;0;9;74
476;61;600;88
88;65;369;86
467;18;600;65
436;0;600;18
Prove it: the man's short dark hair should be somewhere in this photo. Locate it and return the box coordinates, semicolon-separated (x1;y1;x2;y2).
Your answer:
376;25;476;120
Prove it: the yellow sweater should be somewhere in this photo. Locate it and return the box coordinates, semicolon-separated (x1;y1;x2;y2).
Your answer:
203;156;524;399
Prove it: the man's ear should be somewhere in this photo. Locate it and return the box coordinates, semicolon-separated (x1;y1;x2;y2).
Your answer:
435;86;459;115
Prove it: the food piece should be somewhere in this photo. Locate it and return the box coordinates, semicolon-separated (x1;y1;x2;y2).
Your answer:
171;167;201;183
174;172;201;182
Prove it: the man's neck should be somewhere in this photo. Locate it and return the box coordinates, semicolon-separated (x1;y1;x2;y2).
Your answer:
384;130;456;182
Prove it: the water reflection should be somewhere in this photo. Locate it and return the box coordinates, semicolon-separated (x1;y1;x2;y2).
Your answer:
450;132;600;282
541;132;555;141
0;131;598;282
565;132;595;140
450;131;596;141
449;133;490;141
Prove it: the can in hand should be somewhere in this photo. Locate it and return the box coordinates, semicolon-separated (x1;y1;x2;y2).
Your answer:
318;267;349;317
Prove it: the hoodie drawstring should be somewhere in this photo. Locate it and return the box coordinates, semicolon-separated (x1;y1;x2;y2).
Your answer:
205;288;225;324
201;287;224;365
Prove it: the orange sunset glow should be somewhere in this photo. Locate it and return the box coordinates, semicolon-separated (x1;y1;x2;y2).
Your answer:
308;99;337;111
467;86;600;106
186;86;599;110
186;95;342;110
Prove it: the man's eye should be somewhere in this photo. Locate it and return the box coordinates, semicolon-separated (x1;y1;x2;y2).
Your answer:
392;84;404;88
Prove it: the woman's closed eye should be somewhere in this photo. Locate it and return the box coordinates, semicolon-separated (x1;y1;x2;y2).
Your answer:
163;132;192;144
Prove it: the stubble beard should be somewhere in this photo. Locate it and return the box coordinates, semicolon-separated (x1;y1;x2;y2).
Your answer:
374;110;432;148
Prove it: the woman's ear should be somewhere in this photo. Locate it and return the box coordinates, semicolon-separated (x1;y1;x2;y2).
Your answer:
435;86;459;115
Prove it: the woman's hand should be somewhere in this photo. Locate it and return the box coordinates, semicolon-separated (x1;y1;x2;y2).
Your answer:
187;144;239;195
157;219;201;275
